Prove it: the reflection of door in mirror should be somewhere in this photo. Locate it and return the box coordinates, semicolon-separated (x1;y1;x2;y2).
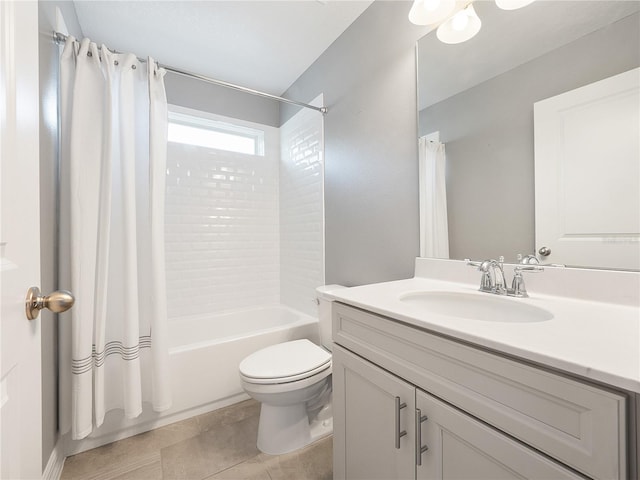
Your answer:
534;68;639;270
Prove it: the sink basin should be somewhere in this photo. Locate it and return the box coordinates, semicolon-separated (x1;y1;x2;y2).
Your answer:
399;291;553;323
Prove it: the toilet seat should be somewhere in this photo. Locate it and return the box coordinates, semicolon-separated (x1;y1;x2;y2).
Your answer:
239;339;331;385
240;362;332;385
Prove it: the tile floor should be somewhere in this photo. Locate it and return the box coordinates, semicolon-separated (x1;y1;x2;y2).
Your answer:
60;400;333;480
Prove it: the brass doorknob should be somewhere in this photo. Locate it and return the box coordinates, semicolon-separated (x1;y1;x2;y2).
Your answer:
25;286;75;320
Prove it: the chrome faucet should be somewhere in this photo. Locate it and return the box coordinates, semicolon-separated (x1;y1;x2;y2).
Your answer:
478;258;507;295
466;257;543;298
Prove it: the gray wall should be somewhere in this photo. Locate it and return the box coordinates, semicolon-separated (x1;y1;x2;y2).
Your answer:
165;72;280;127
282;1;430;286
38;0;83;470
419;13;640;262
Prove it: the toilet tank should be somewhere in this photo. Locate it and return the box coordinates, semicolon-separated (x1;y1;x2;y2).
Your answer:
315;285;347;352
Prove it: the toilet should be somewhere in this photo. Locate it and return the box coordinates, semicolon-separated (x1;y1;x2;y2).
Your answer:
239;285;346;455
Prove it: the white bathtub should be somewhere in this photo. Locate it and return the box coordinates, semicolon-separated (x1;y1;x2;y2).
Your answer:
67;305;319;454
167;305;320;416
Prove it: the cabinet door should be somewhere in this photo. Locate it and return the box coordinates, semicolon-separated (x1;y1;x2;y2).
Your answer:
415;390;583;480
333;345;415;480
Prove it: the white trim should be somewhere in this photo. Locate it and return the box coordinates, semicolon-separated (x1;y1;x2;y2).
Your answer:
42;440;65;480
315;93;326;287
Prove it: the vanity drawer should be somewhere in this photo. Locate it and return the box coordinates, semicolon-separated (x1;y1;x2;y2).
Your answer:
333;302;627;480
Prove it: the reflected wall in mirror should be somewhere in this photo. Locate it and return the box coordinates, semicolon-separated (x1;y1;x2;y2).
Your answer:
417;0;640;270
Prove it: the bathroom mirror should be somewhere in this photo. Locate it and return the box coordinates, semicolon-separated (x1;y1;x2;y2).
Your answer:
417;0;640;270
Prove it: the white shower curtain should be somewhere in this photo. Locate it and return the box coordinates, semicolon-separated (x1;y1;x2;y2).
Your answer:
59;37;171;440
418;136;450;258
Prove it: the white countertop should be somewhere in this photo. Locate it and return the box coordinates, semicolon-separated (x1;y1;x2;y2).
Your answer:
327;264;640;394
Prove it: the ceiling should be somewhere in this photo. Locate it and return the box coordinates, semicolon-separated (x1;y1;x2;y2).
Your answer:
417;0;640;110
73;1;373;96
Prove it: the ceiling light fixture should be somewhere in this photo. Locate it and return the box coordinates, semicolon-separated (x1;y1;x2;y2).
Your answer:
436;4;481;44
495;0;535;11
409;0;535;44
408;0;456;26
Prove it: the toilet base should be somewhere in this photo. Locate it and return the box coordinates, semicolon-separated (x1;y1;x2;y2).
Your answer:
257;403;310;455
309;403;333;442
256;402;333;455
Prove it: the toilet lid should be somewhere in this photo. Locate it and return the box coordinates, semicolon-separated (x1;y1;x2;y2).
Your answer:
239;339;331;380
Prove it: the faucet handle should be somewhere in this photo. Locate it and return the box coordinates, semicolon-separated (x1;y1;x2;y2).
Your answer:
466;259;493;292
466;259;495;272
514;265;544;273
465;259;482;268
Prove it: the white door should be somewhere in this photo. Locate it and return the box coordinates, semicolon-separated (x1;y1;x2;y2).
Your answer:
1;1;43;478
534;68;640;270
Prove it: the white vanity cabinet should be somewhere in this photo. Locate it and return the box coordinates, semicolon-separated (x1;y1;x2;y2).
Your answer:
332;302;629;480
334;345;583;480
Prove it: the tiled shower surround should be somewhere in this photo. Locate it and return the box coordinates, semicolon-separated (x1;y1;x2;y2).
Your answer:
280;106;325;316
165;106;324;320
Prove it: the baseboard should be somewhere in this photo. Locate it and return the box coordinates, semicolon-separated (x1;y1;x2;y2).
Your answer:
42;439;65;480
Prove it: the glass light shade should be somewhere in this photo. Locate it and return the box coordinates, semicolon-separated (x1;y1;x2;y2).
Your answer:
436;4;482;44
495;0;535;10
408;0;456;26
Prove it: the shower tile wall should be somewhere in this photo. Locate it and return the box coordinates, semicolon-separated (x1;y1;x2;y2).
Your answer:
165;124;281;318
280;104;325;316
165;107;324;321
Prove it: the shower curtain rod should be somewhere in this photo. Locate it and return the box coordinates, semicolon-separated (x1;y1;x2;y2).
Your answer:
53;31;328;115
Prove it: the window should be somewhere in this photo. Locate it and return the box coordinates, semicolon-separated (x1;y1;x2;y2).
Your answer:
168;108;265;156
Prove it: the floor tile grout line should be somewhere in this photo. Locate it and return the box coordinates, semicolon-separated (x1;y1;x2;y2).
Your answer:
199;452;264;480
